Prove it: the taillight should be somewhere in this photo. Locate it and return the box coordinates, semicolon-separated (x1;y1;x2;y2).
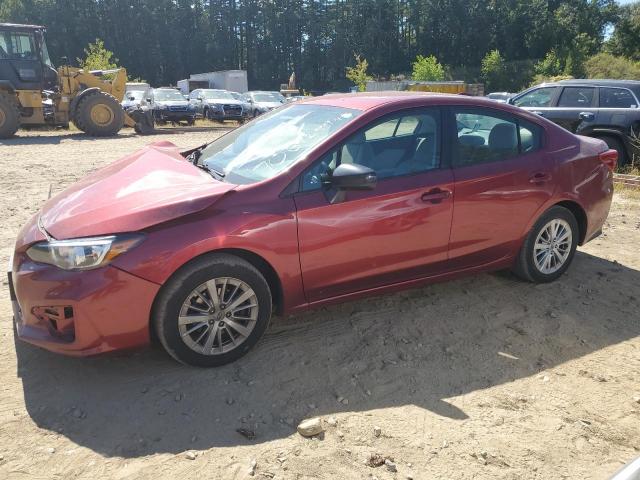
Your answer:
599;149;618;172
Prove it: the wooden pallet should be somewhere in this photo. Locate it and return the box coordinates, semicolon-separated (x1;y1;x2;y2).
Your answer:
614;173;640;189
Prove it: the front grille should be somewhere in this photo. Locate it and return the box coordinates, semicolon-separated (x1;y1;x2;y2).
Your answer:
169;105;188;111
222;105;242;115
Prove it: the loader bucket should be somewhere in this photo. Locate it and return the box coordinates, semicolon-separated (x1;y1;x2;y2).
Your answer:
125;109;155;135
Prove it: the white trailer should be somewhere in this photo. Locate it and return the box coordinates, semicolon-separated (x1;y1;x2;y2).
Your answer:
188;70;248;93
177;79;209;95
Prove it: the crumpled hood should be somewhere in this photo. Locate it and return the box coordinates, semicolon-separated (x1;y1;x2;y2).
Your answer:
40;141;236;239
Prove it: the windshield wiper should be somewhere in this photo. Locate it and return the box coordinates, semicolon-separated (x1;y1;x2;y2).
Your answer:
195;162;226;181
208;166;226;179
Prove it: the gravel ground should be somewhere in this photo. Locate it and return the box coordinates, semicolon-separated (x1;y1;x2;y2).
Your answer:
0;129;639;480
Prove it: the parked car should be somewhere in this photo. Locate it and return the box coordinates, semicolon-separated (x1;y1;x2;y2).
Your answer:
245;90;286;116
189;89;247;122
509;79;640;166
229;91;253;115
121;90;147;113
10;93;616;367
149;87;196;125
486;92;513;103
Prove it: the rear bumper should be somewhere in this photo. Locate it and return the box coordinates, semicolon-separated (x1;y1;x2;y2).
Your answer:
10;252;160;356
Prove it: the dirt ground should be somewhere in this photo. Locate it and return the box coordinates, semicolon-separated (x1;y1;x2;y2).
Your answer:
0;129;639;480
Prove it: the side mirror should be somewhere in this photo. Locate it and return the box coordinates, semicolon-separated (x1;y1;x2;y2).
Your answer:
146;97;152;103
327;163;377;203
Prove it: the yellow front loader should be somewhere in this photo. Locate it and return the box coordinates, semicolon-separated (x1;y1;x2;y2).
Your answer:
0;23;153;138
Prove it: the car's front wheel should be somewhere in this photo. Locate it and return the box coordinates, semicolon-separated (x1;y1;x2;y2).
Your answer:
513;206;579;283
153;253;272;367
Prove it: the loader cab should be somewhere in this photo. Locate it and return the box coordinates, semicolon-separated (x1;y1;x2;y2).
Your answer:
0;23;58;91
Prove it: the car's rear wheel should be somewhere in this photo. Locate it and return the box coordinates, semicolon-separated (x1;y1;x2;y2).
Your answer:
153;253;272;367
513;206;578;283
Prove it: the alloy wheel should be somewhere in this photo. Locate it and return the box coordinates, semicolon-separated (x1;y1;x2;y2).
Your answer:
533;218;573;275
178;277;259;355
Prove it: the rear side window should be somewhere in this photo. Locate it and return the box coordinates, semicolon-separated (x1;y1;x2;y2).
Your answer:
600;88;637;108
557;87;595;108
454;109;542;166
512;87;557;108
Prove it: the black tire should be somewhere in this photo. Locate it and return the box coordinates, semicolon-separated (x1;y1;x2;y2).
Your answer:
513;206;579;283
153;253;272;367
74;91;124;136
598;135;627;168
0;92;20;138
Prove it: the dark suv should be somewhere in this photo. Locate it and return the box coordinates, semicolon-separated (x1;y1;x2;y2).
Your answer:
509;79;640;166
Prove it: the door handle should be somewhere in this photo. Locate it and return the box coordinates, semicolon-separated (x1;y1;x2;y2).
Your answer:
531;111;545;117
579;112;595;121
421;188;452;204
529;172;551;184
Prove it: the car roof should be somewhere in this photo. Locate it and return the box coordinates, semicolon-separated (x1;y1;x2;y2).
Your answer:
301;91;501;111
554;79;640;88
529;79;640;98
0;23;45;32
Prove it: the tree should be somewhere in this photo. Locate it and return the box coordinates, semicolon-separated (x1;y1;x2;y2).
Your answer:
607;2;640;61
345;54;372;92
411;55;445;81
77;39;118;71
481;50;508;92
585;52;640;80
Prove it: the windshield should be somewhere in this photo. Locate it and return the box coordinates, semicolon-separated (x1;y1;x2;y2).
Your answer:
251;92;284;103
0;31;37;60
154;89;185;101
200;104;360;185
203;90;234;100
126;90;145;100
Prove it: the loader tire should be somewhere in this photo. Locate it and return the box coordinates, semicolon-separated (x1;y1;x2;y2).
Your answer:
75;91;124;137
0;93;20;139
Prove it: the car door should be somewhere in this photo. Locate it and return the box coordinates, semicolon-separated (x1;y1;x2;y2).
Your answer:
546;85;598;133
448;107;555;269
293;108;454;302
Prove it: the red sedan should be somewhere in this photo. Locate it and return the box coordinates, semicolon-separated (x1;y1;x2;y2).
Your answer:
9;93;616;367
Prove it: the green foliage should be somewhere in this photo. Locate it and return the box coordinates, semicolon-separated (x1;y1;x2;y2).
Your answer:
606;2;640;61
534;50;564;78
481;50;507;92
345;55;372;92
77;39;118;71
411;55;445;82
0;0;625;90
584;52;640;80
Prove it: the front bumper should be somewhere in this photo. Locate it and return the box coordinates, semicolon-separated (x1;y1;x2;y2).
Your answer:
153;109;196;122
9;251;160;356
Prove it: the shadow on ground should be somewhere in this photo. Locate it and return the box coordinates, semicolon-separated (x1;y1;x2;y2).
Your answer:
14;251;640;458
0;126;232;146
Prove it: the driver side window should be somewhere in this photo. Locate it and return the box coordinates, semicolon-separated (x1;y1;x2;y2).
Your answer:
513;87;557;108
301;108;441;192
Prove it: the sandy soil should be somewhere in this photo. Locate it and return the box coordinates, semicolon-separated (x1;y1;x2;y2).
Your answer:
0;129;639;480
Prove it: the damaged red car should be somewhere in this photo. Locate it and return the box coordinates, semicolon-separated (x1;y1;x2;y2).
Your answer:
9;93;616;367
